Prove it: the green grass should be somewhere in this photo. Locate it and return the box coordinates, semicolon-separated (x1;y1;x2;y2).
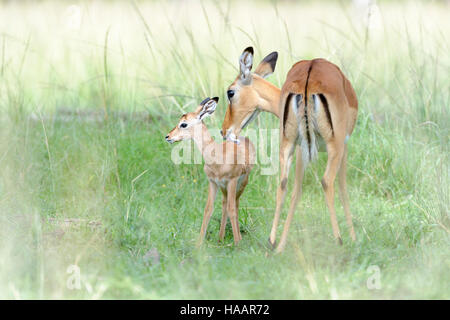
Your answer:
0;0;448;299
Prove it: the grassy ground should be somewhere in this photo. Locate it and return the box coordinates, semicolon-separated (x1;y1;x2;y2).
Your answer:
0;0;448;299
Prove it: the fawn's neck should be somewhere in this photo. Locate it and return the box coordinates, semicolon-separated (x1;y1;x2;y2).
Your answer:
192;122;216;164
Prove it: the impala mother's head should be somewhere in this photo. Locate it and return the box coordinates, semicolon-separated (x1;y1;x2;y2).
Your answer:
221;47;279;142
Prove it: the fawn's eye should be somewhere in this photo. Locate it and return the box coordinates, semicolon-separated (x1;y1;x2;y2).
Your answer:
180;123;188;128
227;90;235;100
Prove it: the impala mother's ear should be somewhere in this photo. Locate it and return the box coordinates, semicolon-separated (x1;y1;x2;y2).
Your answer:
254;51;278;78
198;97;218;120
239;47;254;84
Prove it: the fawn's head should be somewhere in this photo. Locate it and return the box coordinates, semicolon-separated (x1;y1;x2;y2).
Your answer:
165;97;219;143
221;47;278;141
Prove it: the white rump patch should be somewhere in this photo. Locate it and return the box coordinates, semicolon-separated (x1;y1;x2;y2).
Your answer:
294;94;318;168
313;94;320;114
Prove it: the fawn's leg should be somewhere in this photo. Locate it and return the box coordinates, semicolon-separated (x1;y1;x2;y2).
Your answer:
338;144;356;241
276;147;305;253
234;200;242;242
234;173;249;241
236;173;249;200
269;136;296;247
219;190;228;242
226;178;241;245
197;181;218;247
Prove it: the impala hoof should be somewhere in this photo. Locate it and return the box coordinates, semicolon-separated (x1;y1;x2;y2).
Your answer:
337;237;343;245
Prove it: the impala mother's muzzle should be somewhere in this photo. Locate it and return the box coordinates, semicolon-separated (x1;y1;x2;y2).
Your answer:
222;128;240;144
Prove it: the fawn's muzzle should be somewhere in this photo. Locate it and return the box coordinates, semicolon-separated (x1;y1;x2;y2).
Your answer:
165;135;174;144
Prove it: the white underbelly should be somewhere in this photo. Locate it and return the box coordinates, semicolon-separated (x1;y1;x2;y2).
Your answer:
212;174;246;191
237;174;246;191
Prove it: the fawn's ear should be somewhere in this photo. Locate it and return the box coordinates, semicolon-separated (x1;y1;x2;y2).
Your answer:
239;47;254;84
254;51;278;78
198;97;218;120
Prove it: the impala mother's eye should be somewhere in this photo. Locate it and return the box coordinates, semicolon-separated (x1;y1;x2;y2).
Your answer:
227;90;235;100
180;123;188;128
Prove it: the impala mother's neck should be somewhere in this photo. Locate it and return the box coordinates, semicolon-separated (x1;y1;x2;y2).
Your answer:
254;76;281;118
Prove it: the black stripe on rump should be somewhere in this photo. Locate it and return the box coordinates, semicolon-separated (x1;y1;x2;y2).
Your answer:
282;93;294;134
318;93;334;136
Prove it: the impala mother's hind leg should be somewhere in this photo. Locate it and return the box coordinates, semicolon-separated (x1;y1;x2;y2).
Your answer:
276;146;305;253
338;144;356;241
322;141;344;244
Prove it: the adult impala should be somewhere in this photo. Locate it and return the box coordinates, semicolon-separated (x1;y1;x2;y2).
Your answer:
221;47;358;252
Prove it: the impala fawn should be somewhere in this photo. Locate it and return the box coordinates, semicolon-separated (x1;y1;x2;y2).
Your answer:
221;47;358;252
165;97;255;246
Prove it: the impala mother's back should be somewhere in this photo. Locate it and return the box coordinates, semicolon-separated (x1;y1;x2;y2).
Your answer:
221;47;358;252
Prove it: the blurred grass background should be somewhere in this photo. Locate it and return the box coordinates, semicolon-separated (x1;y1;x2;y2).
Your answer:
0;0;448;299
